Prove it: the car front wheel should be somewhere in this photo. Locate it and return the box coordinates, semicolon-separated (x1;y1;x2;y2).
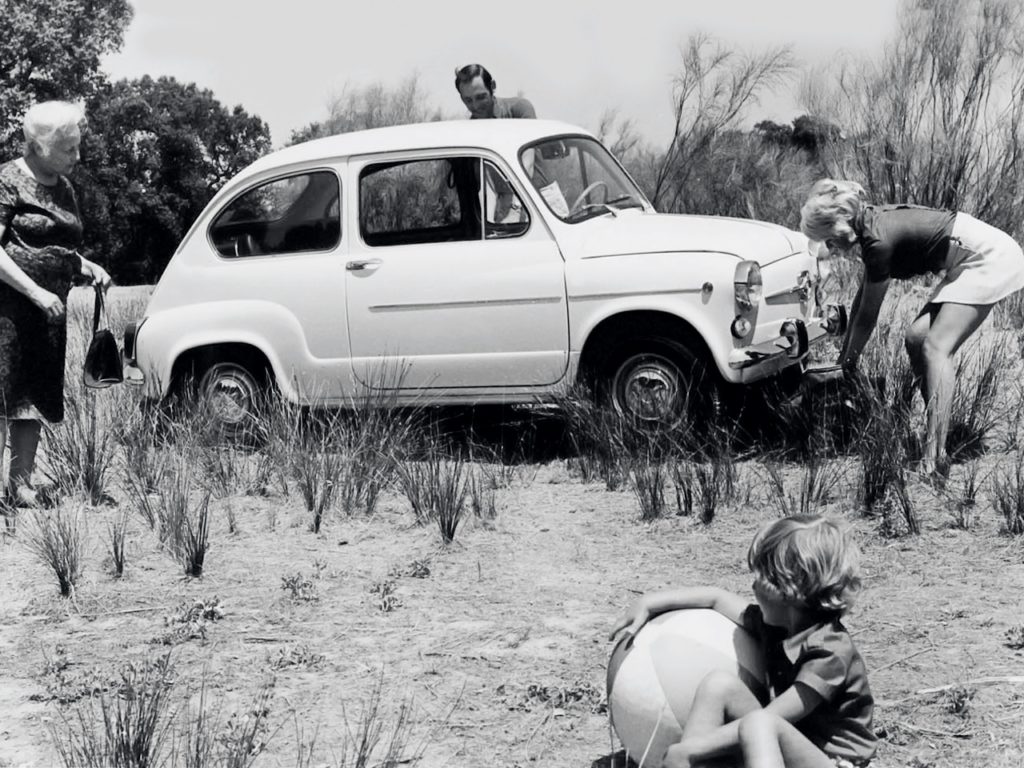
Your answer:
601;338;719;429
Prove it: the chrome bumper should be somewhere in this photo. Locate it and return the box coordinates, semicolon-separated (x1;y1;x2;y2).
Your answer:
728;305;846;373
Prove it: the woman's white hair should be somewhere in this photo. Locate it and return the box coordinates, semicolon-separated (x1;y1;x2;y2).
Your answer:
799;179;868;244
23;101;85;147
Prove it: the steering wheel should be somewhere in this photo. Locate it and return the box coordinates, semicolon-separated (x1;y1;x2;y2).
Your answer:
569;181;609;215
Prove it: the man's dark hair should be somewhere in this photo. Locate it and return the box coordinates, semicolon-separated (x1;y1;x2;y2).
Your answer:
454;64;495;93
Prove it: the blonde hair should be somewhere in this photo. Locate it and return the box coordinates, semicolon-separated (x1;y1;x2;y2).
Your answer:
23;101;84;148
799;179;867;245
747;515;861;617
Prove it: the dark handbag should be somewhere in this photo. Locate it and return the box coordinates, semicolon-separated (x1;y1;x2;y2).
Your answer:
84;285;123;388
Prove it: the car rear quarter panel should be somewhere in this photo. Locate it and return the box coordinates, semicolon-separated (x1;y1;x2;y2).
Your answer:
136;300;352;403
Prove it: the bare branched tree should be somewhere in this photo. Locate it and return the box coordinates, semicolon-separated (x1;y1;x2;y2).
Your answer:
651;33;796;212
803;0;1024;238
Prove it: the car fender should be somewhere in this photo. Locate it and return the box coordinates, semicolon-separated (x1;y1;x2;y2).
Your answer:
566;252;740;381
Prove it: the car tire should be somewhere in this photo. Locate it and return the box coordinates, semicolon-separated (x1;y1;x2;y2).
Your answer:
196;360;268;444
598;336;720;430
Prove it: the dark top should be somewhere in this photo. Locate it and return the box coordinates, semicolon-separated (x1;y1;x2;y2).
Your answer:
855;204;956;282
472;96;537;119
743;605;878;764
0;160;83;421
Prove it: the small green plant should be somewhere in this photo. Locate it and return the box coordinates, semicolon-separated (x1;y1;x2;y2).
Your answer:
942;684;974;718
467;467;498;521
945;460;984;530
693;462;725;524
875;481;918;538
396;448;469;543
201;443;276;499
370;579;401;613
670;461;695;516
389;558;431;580
22;504;86;598
947;343;1006;459
629;456;668;520
281;572;319;603
267;644;326;671
219;677;276;768
106;507;129;577
992;453;1024;535
52;653;175;768
34;646;112;705
1005;624;1024;650
156;597;225;645
761;455;847;518
41;389;120;506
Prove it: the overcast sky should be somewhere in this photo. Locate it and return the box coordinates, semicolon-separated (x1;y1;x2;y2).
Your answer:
102;0;900;148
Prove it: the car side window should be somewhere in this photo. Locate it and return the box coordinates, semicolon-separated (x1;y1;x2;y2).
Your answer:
482;160;529;239
210;171;341;258
360;157;483;247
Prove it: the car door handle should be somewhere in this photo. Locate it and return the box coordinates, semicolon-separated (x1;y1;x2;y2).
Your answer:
346;259;381;272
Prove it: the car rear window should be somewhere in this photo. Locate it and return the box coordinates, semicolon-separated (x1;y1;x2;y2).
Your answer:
210;171;341;258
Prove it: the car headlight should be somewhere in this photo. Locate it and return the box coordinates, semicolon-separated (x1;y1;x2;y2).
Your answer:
734;261;762;311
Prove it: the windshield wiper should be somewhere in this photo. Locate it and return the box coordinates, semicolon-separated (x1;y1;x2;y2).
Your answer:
604;194;645;210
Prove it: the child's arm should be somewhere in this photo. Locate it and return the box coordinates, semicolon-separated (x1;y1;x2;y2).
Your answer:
608;587;750;641
665;684;824;766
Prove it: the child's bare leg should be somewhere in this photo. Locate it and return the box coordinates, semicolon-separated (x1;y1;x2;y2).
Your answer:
672;670;761;763
737;710;837;768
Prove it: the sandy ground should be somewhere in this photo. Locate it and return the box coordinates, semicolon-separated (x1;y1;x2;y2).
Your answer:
1;454;1023;768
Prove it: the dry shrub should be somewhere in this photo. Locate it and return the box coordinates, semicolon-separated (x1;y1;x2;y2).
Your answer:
22;504;87;597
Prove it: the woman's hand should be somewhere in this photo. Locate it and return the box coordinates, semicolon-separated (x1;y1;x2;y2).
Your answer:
82;259;112;289
609;599;652;642
32;288;65;322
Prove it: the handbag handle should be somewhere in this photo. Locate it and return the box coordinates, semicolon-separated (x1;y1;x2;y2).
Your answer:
92;284;107;334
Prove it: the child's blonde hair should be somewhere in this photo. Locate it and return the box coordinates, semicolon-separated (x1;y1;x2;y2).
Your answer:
799;179;867;245
747;515;861;617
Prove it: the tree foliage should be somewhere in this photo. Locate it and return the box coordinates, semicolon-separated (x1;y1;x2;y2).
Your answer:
289;75;443;145
0;0;133;154
75;76;271;283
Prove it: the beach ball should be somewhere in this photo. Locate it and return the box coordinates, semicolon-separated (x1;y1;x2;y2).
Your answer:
606;608;767;766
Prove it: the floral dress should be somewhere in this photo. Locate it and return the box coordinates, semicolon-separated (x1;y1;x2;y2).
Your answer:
0;160;83;423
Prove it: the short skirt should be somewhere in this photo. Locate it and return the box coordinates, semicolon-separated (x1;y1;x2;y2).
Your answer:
929;212;1024;305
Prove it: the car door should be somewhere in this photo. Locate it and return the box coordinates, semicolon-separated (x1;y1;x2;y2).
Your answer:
345;151;568;391
205;166;352;400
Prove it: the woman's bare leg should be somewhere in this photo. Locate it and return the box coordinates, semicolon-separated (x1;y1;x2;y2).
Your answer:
914;302;992;471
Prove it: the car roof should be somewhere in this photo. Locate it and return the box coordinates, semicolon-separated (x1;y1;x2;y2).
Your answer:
245;119;595;176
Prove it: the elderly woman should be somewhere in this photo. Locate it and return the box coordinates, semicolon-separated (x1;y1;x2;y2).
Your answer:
0;101;110;507
800;179;1024;475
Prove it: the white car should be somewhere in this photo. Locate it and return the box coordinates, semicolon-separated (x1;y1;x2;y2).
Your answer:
123;119;845;433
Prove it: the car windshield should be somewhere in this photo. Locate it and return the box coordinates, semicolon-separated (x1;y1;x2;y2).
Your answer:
519;136;648;223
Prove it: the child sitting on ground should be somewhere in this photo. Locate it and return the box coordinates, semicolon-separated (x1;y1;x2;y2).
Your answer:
609;515;877;768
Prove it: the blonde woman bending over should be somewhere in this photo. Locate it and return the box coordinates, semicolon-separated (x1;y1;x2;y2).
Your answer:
0;101;111;507
800;179;1024;476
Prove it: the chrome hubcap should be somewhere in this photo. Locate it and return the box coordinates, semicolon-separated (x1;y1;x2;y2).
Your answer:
204;372;253;426
618;359;680;422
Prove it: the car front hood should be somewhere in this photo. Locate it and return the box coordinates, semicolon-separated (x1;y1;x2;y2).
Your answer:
573;211;803;265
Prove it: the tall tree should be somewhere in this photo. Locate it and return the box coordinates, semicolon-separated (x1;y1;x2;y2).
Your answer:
0;0;133;153
76;76;271;283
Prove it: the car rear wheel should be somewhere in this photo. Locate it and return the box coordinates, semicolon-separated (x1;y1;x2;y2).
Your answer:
196;360;267;443
600;337;720;430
